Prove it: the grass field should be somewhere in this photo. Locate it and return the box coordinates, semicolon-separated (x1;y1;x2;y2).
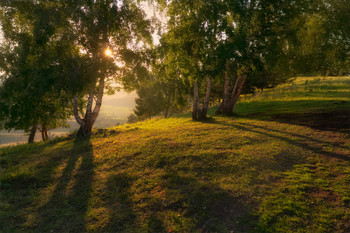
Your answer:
0;77;349;233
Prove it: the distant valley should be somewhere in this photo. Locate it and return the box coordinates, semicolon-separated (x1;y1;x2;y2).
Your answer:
0;91;137;147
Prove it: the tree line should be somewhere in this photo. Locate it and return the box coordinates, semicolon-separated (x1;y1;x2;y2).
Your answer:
0;0;349;143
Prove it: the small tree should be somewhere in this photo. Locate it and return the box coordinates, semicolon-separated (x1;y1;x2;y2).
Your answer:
127;114;139;124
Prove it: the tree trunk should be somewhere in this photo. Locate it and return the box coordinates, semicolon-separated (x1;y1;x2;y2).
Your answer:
192;77;212;121
164;108;169;118
28;124;37;143
169;108;174;117
216;60;231;115
230;73;247;113
192;80;200;120
164;94;172;118
41;124;48;141
216;72;247;116
73;77;105;137
76;118;95;137
200;76;212;119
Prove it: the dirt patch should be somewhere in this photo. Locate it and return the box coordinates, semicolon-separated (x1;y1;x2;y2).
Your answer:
310;189;342;205
271;109;350;133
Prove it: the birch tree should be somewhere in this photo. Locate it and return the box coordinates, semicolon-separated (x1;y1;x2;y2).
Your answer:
157;0;227;120
67;0;152;136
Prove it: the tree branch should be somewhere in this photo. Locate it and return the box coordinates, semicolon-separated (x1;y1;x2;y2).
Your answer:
92;77;105;115
73;96;84;125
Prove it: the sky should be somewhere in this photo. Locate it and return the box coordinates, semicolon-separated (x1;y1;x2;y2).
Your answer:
141;1;164;45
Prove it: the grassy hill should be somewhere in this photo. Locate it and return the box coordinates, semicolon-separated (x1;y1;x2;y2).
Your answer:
1;77;350;233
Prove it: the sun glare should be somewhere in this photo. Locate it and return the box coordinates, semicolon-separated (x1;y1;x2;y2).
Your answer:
105;48;112;56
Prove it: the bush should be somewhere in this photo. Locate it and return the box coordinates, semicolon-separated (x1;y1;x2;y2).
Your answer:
127;114;139;124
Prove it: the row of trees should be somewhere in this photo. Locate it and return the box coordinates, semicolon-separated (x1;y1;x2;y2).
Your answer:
1;0;349;142
135;0;350;120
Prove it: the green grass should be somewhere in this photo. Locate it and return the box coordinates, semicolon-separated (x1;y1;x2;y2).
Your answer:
1;77;350;233
235;76;350;115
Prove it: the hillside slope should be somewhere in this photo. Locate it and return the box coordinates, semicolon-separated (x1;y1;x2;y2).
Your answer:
1;77;350;233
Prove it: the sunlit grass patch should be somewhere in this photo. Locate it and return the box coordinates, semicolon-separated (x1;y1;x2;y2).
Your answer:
237;76;350;115
259;163;350;233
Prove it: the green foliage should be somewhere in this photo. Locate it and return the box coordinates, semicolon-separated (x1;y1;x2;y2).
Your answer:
0;0;152;136
152;0;350;113
63;0;152;135
152;0;337;116
291;0;350;76
159;0;228;82
0;1;81;132
133;68;189;119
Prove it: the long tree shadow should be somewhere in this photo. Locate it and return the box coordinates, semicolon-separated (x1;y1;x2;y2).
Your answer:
270;109;350;133
238;104;350;134
155;169;256;233
0;140;89;232
97;143;262;232
211;119;350;162
101;172;138;232
101;171;257;232
101;172;167;232
235;119;350;150
36;138;94;232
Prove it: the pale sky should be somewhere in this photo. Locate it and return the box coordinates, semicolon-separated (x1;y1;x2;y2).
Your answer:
141;1;164;45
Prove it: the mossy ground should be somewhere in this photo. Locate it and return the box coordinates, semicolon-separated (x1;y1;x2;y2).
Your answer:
1;77;350;232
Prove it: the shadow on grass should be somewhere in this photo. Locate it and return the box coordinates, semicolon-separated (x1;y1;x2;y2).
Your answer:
238;119;350;150
101;173;166;232
271;108;350;133
125;137;303;232
36;138;94;232
160;169;257;232
210;119;350;162
175;99;350;127
100;173;139;232
240;107;350;134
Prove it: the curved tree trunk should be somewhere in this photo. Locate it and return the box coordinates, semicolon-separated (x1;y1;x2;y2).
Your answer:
216;71;247;116
28;123;37;143
230;73;247;113
76;117;95;137
74;77;105;137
